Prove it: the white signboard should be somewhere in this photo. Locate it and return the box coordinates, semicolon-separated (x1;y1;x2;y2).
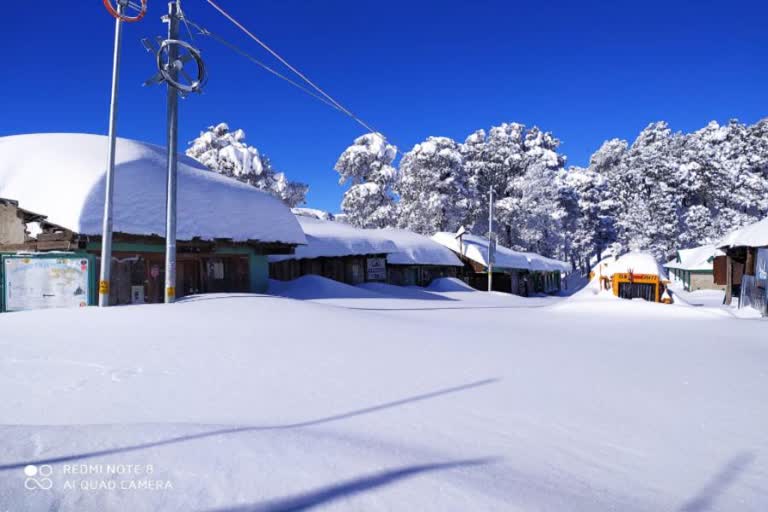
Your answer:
757;248;768;287
366;257;387;281
3;256;90;312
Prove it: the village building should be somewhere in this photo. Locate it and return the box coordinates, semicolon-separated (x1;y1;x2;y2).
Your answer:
597;251;670;303
431;232;570;296
716;217;768;315
0;133;305;310
663;244;724;292
380;228;463;286
269;215;396;285
270;216;465;287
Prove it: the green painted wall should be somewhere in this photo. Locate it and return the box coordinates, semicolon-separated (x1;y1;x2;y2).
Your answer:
75;243;272;295
249;253;269;293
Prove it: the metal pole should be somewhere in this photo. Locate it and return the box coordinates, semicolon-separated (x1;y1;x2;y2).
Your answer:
164;0;180;303
487;188;493;292
99;1;127;307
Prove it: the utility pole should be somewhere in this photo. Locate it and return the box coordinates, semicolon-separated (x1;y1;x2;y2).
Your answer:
164;0;181;304
99;0;147;307
142;0;205;304
487;188;494;292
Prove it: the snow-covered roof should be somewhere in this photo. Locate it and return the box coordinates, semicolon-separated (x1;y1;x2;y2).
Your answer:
604;251;664;277
663;245;722;271
431;232;570;272
0;133;306;245
380;228;463;267
524;253;573;273
270;216;397;262
291;207;334;221
717;217;768;249
432;232;529;270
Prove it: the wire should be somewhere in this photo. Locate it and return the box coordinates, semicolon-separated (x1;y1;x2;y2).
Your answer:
185;19;345;112
200;0;391;144
179;5;197;47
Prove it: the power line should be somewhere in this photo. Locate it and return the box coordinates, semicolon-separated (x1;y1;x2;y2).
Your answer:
184;18;345;113
200;0;393;145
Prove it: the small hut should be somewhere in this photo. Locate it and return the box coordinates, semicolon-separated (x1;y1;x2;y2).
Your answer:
716;217;768;315
663;244;724;292
431;232;570;296
600;252;669;303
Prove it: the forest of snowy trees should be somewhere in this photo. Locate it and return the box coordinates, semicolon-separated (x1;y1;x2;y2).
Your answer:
335;119;768;268
184;119;768;270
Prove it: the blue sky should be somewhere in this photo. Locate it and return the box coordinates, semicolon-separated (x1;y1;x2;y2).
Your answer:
1;1;767;212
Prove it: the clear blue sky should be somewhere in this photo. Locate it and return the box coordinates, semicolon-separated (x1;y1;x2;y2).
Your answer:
1;1;766;212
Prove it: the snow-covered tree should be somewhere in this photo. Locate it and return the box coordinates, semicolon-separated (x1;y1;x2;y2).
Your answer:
460;123;568;257
561;167;616;269
461;124;526;240
396;136;470;234
582;118;768;261
334;133;397;228
187;123;308;207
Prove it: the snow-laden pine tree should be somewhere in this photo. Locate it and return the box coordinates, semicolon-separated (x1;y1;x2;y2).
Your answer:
561;167;616;270
614;122;686;260
334;133;398;228
461;124;525;240
396;136;470;234
584;118;768;261
187;123;308;207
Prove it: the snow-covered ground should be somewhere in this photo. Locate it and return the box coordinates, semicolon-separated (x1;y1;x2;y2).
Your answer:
0;278;766;511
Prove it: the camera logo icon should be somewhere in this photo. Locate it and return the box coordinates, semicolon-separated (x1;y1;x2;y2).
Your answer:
24;464;53;490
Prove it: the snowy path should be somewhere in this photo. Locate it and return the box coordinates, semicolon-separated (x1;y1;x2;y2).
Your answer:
0;284;766;511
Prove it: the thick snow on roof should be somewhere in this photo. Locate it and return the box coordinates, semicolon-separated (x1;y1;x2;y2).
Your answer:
717;217;768;249
291;207;334;221
381;228;463;267
604;251;665;277
432;232;529;270
431;232;570;272
270;216;397;262
664;245;721;271
524;253;572;273
0;133;305;245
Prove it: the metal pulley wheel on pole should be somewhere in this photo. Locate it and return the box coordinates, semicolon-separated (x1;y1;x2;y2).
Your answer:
99;0;148;308
142;0;206;304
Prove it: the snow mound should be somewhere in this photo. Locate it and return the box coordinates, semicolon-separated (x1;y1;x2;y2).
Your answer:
357;282;453;301
0;133;305;244
604;251;664;277
427;277;476;293
380;228;463;267
269;275;388;300
270;216;396;262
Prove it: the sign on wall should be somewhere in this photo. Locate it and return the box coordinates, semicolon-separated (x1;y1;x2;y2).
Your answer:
2;256;91;312
757;249;768;287
366;257;387;281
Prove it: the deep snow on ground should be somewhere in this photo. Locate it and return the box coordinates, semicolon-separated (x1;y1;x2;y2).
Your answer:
0;278;767;512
